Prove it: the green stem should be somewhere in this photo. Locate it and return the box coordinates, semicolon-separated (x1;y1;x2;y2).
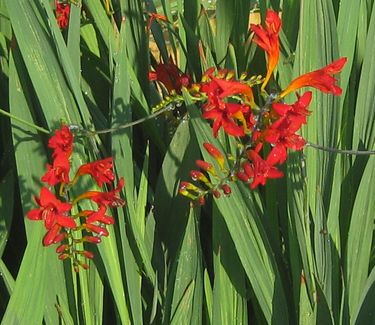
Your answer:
0;108;50;134
79;102;178;136
306;142;375;155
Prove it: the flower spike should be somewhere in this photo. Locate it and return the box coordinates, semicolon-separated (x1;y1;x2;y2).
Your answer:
251;10;281;90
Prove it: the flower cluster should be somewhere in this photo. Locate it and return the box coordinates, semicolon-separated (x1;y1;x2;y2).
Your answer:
179;142;231;205
55;0;71;29
27;125;125;271
149;58;191;94
177;9;346;204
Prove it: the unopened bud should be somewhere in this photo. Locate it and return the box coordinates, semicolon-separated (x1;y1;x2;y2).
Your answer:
58;253;70;260
203;143;225;170
212;190;221;198
236;171;250;182
221;184;231;195
242;161;254;178
53;233;66;244
83;236;102;244
85;223;109;237
190;170;211;185
56;244;68;254
196;160;216;175
83;250;94;259
197;196;206;205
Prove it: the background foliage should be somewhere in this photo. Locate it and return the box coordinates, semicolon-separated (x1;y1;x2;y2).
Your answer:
0;0;375;324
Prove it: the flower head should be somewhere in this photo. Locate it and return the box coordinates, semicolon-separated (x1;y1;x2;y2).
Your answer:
48;125;74;158
75;178;126;207
200;77;252;137
75;158;115;187
27;187;74;230
242;149;284;189
41;154;71;186
149;59;190;93
82;205;115;225
251;10;281;90
280;58;347;98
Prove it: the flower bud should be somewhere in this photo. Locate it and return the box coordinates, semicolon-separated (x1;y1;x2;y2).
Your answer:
203;143;225;170
196;160;216;176
85;223;109;237
58;253;70;260
56;244;68;254
236;171;250;183
221;184;232;195
212;190;221;198
82;250;94;259
190;170;211;186
83;236;102;244
197;196;206;205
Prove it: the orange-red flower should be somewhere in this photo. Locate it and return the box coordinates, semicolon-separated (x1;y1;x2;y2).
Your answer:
27;187;75;245
55;0;70;29
75;178;125;207
200;77;253;137
48;125;74;158
147;12;168;30
280;58;347;98
241;149;283;189
41;154;71;186
81;205;115;225
149;60;190;93
75;157;115;187
251;10;281;90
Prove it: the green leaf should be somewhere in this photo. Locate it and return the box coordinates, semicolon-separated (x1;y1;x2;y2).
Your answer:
164;207;203;325
212;205;248;325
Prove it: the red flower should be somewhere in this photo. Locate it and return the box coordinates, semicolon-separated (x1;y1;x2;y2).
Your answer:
27;188;75;245
55;1;70;29
272;91;312;129
48;125;74;158
41;154;71;186
43;224;65;246
85;223;109;237
149;59;190;93
81;205;115;225
251;10;281;90
75;158;115;187
280;58;347;98
75;178;125;207
257;92;312;163
241;149;283;189
200;77;253;137
147;12;168;30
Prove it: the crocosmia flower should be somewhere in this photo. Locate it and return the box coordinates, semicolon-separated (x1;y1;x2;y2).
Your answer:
200;77;253;137
55;0;70;29
280;57;347;98
75;158;115;187
243;149;283;189
149;59;191;93
41;154;71;186
48;125;74;158
82;205;115;225
27;187;75;233
76;178;125;207
251;10;281;90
